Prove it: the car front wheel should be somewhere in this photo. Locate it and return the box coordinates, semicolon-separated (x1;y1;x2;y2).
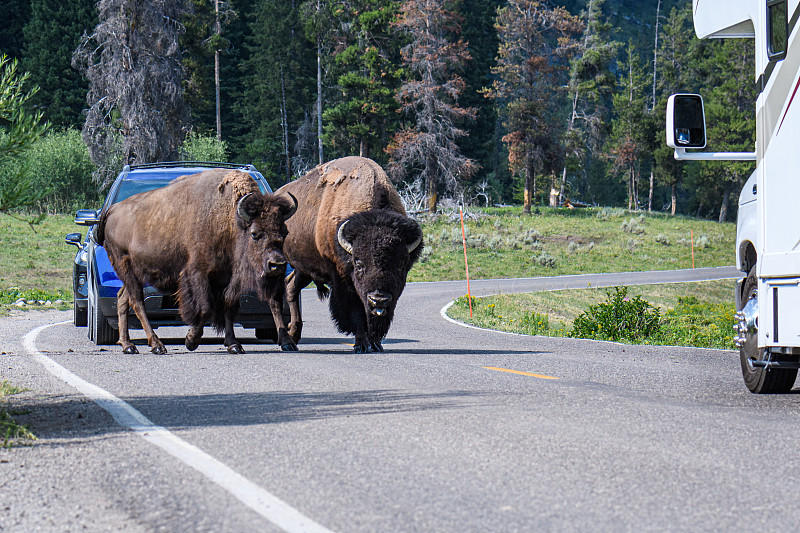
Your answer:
88;283;118;346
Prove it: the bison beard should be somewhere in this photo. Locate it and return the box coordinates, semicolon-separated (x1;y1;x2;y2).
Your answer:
97;169;298;354
289;209;423;353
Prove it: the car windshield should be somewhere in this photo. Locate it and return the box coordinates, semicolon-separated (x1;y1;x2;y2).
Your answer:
112;179;174;204
110;168;269;205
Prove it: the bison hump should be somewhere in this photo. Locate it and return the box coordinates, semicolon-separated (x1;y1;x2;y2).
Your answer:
315;157;405;215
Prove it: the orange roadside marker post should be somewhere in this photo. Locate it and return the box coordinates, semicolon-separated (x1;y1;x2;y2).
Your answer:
460;207;473;318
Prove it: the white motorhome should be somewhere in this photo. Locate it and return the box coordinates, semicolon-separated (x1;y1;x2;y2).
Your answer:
667;0;800;393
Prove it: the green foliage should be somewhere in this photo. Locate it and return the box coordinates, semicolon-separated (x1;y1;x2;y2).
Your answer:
1;129;99;212
180;131;229;163
657;296;734;349
570;286;662;342
22;0;96;128
1;380;36;448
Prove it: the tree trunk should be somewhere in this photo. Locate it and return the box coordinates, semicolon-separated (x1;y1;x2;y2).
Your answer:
524;154;534;215
648;167;654;212
719;181;731;222
280;65;290;182
317;36;323;165
671;182;677;215
427;155;438;213
214;0;221;141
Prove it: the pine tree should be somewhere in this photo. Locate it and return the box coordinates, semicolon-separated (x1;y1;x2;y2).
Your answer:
486;0;581;214
560;0;618;204
322;0;401;162
691;38;755;222
388;0;478;213
0;55;51;215
72;0;192;186
653;4;695;215
607;43;649;210
239;1;315;183
22;0;96;129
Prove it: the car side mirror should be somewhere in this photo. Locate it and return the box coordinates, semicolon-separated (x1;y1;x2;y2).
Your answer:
666;94;707;149
74;209;100;226
65;232;82;248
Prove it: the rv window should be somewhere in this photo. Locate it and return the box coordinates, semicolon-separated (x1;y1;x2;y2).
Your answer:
768;0;788;61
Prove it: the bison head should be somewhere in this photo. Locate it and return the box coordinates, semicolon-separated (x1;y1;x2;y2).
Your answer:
336;210;423;337
235;191;298;293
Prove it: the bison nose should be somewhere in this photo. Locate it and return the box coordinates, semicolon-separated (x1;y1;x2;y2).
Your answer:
266;259;287;274
368;291;393;316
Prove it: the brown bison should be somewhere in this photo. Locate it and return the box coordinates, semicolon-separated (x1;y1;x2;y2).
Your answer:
97;168;298;354
277;156;423;353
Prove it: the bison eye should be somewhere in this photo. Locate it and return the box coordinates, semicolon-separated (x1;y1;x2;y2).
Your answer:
354;259;365;276
251;231;264;241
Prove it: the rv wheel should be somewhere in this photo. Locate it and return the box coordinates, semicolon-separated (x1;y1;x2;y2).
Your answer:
738;267;798;393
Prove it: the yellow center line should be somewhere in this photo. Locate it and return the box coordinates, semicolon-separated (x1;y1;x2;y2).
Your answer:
483;367;559;380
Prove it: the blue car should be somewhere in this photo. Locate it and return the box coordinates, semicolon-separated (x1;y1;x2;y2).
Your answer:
65;162;292;346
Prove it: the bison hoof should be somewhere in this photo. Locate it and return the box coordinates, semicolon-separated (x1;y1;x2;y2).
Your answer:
122;345;139;354
370;341;384;352
354;343;369;354
185;339;199;351
151;345;167;355
281;342;299;352
227;344;245;354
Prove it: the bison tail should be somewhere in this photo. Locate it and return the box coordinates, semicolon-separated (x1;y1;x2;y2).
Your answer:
95;209;108;246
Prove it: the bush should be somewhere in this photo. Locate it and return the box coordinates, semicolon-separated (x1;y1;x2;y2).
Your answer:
520;311;550;335
570;286;661;342
0;129;99;211
180;131;229;162
657;296;734;349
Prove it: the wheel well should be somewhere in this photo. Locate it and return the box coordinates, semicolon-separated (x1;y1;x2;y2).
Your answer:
740;242;757;274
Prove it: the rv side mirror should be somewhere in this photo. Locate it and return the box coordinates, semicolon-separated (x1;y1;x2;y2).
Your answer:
666;94;707;149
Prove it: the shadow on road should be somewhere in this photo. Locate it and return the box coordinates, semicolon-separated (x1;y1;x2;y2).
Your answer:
10;388;490;443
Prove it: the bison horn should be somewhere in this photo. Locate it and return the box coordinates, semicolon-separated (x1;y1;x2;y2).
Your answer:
237;193;254;224
407;234;422;253
285;192;298;218
337;220;353;255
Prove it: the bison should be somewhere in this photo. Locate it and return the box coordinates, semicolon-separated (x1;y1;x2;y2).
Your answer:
97;168;298;354
277;156;423;353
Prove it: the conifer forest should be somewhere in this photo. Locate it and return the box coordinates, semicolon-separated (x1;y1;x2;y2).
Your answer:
0;0;756;220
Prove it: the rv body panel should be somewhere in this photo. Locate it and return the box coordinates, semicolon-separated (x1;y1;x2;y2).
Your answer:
693;0;757;39
756;0;800;348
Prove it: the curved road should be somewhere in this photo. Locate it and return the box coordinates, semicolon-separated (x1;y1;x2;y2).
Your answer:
3;266;800;532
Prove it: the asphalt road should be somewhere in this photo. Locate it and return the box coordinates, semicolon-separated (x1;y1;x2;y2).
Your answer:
3;266;800;532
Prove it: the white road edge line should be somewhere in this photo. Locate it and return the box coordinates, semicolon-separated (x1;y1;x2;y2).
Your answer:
23;320;335;533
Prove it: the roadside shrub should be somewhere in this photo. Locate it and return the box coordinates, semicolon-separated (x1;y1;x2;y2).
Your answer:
0;129;100;211
520;311;550;335
695;235;711;249
570;286;661;342
657;296;734;348
533;251;556;267
655;234;670;245
180;131;229;162
621;215;645;234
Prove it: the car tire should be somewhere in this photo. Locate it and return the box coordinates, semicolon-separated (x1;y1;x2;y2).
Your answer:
89;283;118;346
739;266;798;393
74;299;87;327
255;328;279;342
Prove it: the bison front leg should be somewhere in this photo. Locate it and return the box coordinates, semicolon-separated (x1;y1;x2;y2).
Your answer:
222;305;245;354
285;269;312;343
329;282;371;353
267;286;298;352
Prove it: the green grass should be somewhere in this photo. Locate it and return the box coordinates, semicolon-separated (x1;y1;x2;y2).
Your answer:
409;206;735;282
447;280;736;350
1;380;36;448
